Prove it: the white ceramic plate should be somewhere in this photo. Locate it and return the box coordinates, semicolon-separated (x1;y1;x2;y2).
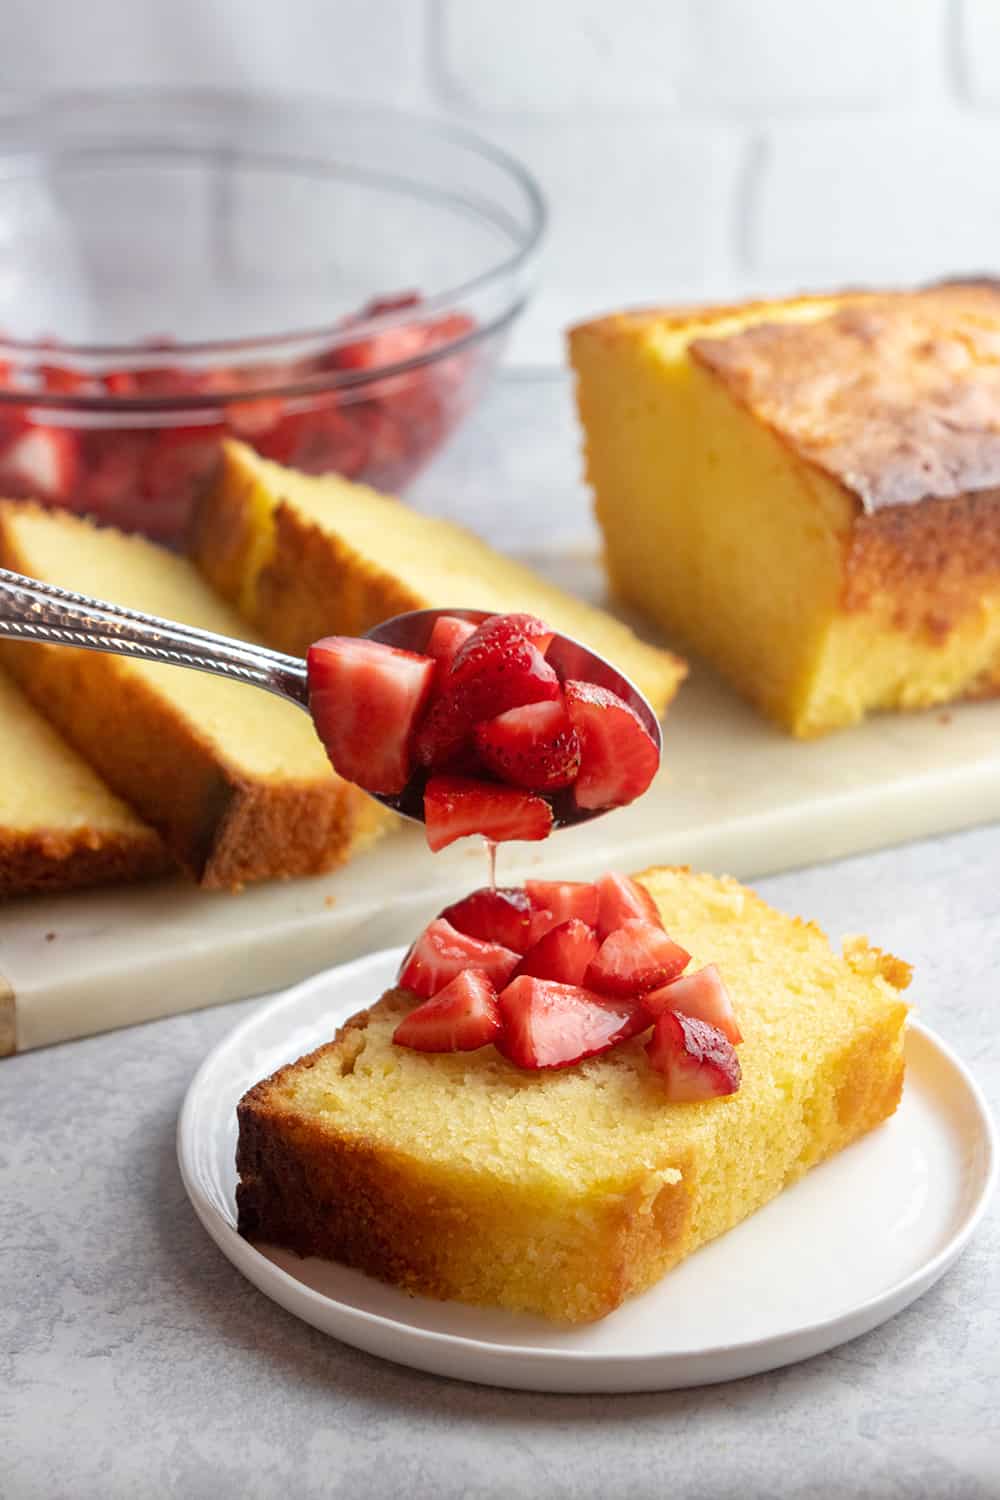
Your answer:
178;947;997;1394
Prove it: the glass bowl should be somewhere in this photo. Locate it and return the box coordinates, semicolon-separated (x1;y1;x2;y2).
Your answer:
0;91;545;543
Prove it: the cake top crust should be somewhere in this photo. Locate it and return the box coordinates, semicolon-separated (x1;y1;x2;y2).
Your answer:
689;280;1000;513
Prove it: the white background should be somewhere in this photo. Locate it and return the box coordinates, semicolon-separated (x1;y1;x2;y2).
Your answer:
3;0;999;363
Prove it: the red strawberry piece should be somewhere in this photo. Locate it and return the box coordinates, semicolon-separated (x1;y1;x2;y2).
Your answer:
142;426;223;512
563;679;660;810
496;976;642;1070
585;919;690;997
646;1011;742;1100
525;879;600;930
512;919;600;987
227;396;287;439
425;615;477;677
359;292;422;319
77;430;153;527
441;886;548;954
393;969;502;1053
642;964;742;1046
398;917;518;999
423;776;553;852
263;404;369;479
475;699;581;792
412;690;476;772
307;635;435;795
40;363;92;396
448;616;559;721
334;322;429;372
0;425;79;501
595;872;663;939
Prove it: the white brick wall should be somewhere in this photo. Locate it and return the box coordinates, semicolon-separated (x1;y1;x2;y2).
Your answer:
0;0;996;363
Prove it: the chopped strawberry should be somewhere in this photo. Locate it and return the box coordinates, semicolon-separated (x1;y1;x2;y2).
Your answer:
512;919;600;987
142;426;222;510
0;425;79;502
425;615;477;677
448;615;559;721
473;612;555;655
525;879;600;930
646;1011;742;1100
334;322;429;372
359;291;422;319
642;964;742;1046
307;635;435;795
411;691;476;772
595;872;663;939
497;976;642;1070
398;917;518;998
393;969;502;1052
267;405;369;479
563;679;660;810
40;363;92;396
585;919;690;997
441;886;548;954
475;698;581;791
227;396;287;439
423;776;553;852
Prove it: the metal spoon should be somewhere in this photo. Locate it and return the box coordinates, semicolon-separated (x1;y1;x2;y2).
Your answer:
0;572;661;830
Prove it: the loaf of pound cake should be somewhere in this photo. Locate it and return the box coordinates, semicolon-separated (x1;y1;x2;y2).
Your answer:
189;439;685;717
570;279;1000;735
236;867;910;1323
0;502;388;889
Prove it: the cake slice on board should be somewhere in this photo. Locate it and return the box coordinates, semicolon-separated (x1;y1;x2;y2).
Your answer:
0;502;389;889
236;866;911;1324
570;279;1000;736
188;440;685;717
0;666;169;898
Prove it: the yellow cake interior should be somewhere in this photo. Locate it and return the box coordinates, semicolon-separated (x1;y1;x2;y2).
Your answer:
193;440;686;717
0;667;155;837
0;504;332;784
571;293;1000;735
257;867;909;1319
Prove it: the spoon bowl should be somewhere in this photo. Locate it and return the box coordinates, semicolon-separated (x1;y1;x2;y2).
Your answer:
0;571;662;833
364;607;662;830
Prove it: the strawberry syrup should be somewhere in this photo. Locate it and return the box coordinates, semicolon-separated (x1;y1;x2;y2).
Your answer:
485;839;498;892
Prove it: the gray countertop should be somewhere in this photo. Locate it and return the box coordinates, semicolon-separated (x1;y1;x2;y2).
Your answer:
2;377;999;1500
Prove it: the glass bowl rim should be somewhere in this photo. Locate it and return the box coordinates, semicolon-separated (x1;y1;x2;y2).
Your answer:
0;89;547;403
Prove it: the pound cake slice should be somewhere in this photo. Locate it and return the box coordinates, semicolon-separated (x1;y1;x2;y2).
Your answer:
0;666;169;897
189;440;685;717
571;280;1000;735
236;866;910;1323
0;502;388;888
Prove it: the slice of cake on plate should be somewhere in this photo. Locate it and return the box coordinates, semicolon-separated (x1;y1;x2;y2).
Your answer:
0;502;389;889
570;279;1000;735
236;866;910;1323
0;666;169;898
188;439;685;717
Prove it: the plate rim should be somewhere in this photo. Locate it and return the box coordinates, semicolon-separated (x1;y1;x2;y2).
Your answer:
178;946;998;1378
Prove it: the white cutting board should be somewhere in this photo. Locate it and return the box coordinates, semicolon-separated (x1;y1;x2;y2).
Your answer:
3;550;1000;1055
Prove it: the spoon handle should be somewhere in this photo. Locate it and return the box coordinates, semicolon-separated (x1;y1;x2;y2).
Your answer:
0;566;310;708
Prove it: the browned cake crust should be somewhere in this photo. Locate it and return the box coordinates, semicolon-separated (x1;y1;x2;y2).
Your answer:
0;506;390;889
235;1001;692;1322
691;281;1000;514
0;632;385;889
0;825;170;898
189;443;443;657
844;490;1000;651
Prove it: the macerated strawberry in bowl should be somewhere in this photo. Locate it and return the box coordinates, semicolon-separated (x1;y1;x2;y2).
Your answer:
391;871;744;1099
306;610;663;846
0;95;545;542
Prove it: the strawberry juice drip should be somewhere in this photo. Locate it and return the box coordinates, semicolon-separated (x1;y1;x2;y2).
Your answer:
484;839;498;892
